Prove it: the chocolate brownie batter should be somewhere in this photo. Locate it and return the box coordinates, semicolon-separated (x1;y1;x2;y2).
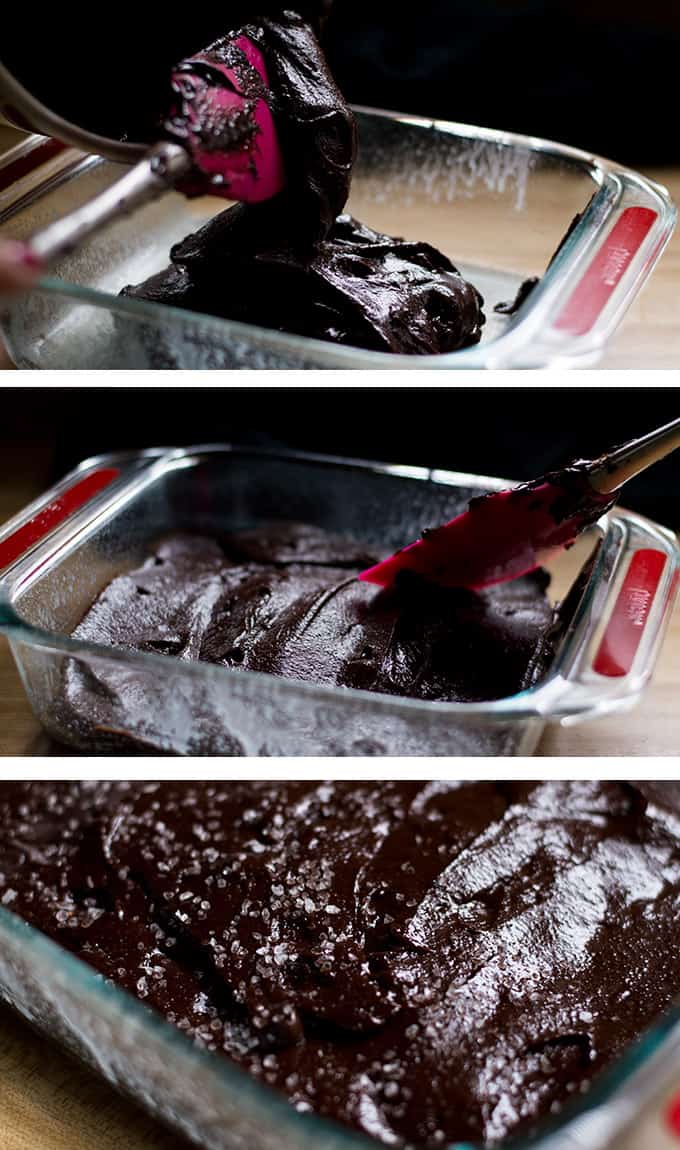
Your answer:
57;522;557;753
2;781;680;1148
122;13;485;354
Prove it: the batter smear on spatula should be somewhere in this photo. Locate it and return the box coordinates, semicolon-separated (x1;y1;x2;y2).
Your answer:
122;11;485;354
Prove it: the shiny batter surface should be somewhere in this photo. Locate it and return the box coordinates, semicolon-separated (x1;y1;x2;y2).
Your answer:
2;782;680;1147
64;522;555;708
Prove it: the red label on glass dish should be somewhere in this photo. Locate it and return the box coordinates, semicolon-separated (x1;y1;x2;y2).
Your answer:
555;207;658;336
667;1091;680;1139
0;468;119;572
593;549;667;678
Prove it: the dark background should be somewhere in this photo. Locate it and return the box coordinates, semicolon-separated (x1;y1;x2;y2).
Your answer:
4;2;680;164
324;0;680;165
2;389;679;528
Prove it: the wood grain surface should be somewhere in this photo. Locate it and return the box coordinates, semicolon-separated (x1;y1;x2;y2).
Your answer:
0;1006;190;1150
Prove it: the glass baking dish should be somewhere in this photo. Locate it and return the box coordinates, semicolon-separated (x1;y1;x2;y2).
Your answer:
0;109;675;368
0;446;677;756
3;820;680;1150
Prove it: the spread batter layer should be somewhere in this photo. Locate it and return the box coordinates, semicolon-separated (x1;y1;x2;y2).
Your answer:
66;523;556;703
1;780;679;1147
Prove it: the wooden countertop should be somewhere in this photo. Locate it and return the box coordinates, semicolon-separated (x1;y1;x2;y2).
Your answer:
0;1007;189;1150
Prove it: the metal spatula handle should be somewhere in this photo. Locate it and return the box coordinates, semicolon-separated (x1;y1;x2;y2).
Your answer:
28;142;190;265
588;416;680;495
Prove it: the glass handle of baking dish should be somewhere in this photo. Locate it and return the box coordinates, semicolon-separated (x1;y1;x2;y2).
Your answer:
503;169;677;368
0;450;172;580
0;134;88;216
550;190;672;351
537;511;679;723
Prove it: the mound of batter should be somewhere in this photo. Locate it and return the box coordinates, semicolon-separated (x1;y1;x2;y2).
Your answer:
122;12;485;354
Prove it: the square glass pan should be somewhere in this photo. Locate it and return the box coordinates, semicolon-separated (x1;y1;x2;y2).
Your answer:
0;446;677;756
2;834;680;1150
0;109;675;369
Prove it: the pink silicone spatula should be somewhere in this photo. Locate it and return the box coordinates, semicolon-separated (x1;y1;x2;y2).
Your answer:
26;34;285;266
361;416;680;592
165;35;284;203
